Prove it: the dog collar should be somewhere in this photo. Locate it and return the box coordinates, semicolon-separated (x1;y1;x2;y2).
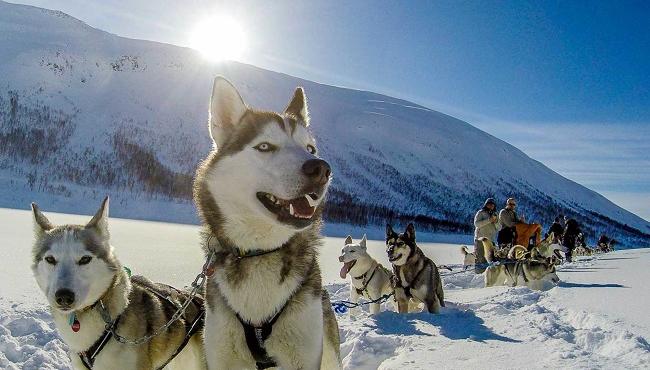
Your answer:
231;246;284;259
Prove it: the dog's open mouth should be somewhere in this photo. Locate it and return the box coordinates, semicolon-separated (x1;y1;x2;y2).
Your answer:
388;253;403;262
339;260;357;279
257;192;320;224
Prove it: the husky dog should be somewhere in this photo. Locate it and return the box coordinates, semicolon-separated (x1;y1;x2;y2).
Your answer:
30;198;206;370
338;234;393;314
479;237;560;290
575;244;594;256
385;223;444;314
460;245;476;270
532;232;565;263
193;77;341;370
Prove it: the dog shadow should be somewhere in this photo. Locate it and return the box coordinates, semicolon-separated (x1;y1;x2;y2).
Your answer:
368;304;519;343
558;281;627;288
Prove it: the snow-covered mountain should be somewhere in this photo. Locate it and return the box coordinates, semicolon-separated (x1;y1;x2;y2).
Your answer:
0;1;648;246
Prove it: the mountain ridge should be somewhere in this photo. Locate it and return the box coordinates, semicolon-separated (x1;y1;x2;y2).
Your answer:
0;1;648;246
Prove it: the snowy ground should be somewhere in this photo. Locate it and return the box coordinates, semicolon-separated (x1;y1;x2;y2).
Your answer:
1;207;649;369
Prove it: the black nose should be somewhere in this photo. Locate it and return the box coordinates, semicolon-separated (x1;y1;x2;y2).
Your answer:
302;159;331;185
55;289;75;306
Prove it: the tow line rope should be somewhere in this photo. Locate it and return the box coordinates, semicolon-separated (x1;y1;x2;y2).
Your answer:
331;293;395;314
329;261;521;314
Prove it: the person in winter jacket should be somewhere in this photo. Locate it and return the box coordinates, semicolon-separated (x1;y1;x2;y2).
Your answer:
547;217;564;242
474;197;499;273
497;198;523;246
563;218;581;262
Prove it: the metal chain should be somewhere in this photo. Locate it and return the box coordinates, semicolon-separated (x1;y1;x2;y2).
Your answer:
97;247;216;345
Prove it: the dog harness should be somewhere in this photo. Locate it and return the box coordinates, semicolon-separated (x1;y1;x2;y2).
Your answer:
234;303;289;369
394;264;426;298
353;262;379;297
392;246;423;298
209;238;305;369
78;315;120;369
77;281;205;370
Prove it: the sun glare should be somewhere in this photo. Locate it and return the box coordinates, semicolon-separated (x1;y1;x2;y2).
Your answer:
190;16;247;62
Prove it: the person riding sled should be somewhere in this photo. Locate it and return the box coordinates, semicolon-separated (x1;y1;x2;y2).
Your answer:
497;197;524;247
473;197;499;274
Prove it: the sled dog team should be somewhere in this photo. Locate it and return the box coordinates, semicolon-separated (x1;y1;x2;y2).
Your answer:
29;77;558;370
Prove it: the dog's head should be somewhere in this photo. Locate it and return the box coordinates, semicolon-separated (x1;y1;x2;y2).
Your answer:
31;198;119;314
338;234;369;279
196;77;331;249
385;223;416;266
525;257;560;284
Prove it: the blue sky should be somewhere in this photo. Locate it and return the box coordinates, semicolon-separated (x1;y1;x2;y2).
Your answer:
11;0;650;220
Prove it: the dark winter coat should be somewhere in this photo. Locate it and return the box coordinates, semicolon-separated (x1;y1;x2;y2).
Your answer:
563;218;581;249
548;222;564;239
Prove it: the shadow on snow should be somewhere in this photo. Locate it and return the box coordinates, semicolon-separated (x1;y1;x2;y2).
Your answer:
367;303;519;343
558;281;627;288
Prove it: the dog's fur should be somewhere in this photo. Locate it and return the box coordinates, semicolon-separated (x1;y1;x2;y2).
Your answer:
507;244;529;260
532;232;565;264
460;246;476;270
193;77;341;369
575;244;594;256
385;224;444;314
479;237;560;290
31;198;206;370
339;234;394;314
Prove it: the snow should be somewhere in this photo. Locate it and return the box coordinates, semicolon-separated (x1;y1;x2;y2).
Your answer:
1;208;649;369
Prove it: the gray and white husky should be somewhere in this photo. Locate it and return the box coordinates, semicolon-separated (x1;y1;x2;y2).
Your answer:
31;198;206;370
479;237;560;290
193;77;341;369
385;223;445;314
339;234;394;314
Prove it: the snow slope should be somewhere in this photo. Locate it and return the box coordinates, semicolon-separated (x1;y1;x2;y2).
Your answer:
0;1;648;246
1;208;648;369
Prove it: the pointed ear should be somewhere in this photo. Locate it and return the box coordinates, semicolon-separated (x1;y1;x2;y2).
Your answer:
209;76;248;148
31;203;54;235
386;224;396;240
405;223;416;241
284;87;309;126
86;197;109;237
344;235;353;245
360;234;367;249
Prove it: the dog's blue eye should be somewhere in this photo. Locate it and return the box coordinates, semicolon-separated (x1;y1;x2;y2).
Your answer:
254;142;276;152
306;145;316;154
44;256;56;265
78;256;92;265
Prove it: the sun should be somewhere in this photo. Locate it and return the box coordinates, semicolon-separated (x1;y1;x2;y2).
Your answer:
190;16;247;62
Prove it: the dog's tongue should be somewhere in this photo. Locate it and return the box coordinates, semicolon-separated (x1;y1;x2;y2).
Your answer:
289;196;315;218
340;261;353;279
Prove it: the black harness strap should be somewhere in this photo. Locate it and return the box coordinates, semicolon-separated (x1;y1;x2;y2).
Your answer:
353;263;379;297
79;316;120;370
394;261;426;299
235;303;288;370
154;293;206;370
78;283;205;370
